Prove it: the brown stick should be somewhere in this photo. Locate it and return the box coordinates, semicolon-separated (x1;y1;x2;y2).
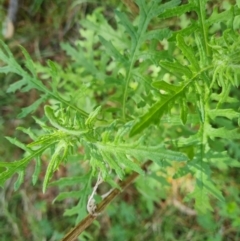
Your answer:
122;0;139;16
61;160;152;241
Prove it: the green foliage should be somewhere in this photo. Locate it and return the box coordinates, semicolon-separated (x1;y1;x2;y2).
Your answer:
0;0;240;238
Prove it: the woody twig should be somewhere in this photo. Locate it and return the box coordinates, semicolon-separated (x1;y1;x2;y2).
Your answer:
61;160;152;241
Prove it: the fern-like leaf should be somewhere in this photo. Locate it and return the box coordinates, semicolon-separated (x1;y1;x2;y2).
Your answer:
130;80;192;136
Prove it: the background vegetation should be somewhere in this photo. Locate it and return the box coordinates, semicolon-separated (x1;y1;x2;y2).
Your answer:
0;0;240;240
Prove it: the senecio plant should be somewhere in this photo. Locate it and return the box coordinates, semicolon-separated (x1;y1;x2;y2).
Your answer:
0;0;240;234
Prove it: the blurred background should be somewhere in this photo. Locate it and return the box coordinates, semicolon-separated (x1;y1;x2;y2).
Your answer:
0;0;240;240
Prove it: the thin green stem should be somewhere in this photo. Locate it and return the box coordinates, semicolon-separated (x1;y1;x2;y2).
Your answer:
198;0;210;56
122;4;154;120
54;95;89;118
29;76;89;118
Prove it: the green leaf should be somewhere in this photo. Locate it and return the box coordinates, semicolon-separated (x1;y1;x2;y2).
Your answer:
195;0;209;55
173;165;191;179
152;80;182;93
200;178;224;203
19;46;37;78
85;106;101;127
207;151;240;169
177;34;200;72
32;157;41;185
207;127;240;140
101;151;125;179
6;79;27;93
98;36;127;64
146;0;181;19
27;133;59;147
169;22;198;40
43;141;68;193
114;152;144;175
173;133;200;148
207;5;238;26
18;94;48;118
50;175;90;187
63;173;92;220
208;109;240;120
64;204;86;218
0;143;52;186
95;142;188;169
180;98;188;124
185;181;213;214
0;40;14;59
142;28;172;41
160;114;199;126
61;42;98;75
115;11;137;53
158;2;195;19
14;170;25;190
0;41;49;94
5;136;31;153
54;191;82;202
47;60;61;92
149;173;170;186
44;105;89;136
195;33;208;67
211;93;238;103
115;10;141;62
185;163;225;214
130;80;191;136
159;60;193;78
16;127;37;140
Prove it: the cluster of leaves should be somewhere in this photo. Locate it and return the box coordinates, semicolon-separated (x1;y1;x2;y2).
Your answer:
0;0;240;233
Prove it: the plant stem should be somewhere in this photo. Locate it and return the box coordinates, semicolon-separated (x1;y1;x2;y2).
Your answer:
61;160;152;241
